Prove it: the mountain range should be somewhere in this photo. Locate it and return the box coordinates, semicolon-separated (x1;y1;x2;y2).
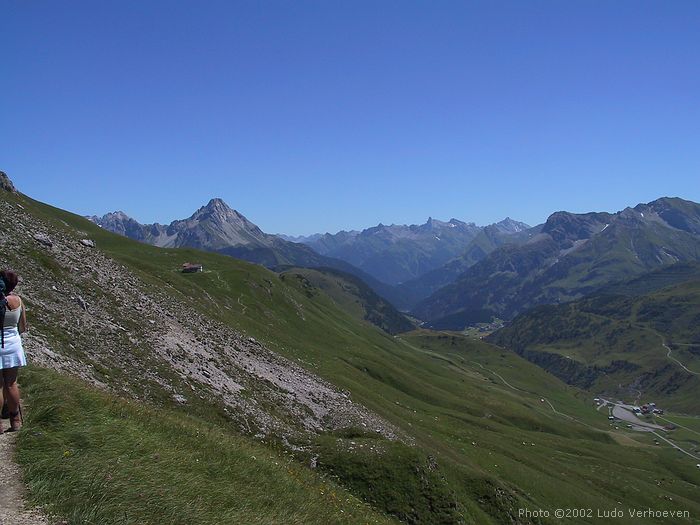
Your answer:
293;217;530;287
88;201;533;309
395;220;542;307
90;196;700;327
413;197;700;328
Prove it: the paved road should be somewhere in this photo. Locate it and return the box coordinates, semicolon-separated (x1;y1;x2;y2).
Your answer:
663;342;700;376
656;415;700;438
651;431;700;461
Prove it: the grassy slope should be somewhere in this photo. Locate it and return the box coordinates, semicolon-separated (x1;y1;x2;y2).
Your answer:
18;367;393;525
279;267;415;334
15;194;700;524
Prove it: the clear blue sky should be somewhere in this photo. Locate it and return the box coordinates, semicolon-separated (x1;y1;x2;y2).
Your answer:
3;1;699;235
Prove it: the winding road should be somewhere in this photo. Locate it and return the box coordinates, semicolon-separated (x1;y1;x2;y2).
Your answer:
470;361;599;429
663;342;700;376
651;431;700;461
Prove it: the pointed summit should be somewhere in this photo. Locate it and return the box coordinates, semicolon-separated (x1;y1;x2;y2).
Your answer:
493;217;530;234
191;197;243;225
200;198;235;217
205;197;232;210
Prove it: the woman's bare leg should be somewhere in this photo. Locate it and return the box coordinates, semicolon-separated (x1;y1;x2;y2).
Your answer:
2;368;20;414
0;372;5;432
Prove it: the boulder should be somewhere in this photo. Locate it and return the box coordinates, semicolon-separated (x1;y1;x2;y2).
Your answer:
172;394;188;405
75;295;89;311
33;233;53;247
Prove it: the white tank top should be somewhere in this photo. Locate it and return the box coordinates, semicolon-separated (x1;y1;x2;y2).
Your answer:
3;298;22;328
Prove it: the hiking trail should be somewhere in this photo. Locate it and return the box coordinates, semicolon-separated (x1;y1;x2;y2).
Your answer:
0;419;50;525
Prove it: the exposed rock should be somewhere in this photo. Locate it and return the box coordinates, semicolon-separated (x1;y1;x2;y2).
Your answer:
172;394;188;404
0;171;16;193
75;295;89;311
80;239;96;248
33;233;53;247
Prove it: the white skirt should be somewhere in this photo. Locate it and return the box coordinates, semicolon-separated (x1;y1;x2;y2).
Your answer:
1;327;26;369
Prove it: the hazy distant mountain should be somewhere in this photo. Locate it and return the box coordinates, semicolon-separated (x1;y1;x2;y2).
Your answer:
89;199;411;306
489;217;531;235
277;233;328;244
297;230;361;255
413;197;700;328
294;217;530;286
397;220;541;306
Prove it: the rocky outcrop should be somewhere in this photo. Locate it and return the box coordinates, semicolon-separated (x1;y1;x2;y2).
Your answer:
0;171;16;193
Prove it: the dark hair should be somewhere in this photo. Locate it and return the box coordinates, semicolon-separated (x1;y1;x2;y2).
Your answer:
0;270;19;294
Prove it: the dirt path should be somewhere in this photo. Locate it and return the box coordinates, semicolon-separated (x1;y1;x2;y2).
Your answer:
0;419;50;525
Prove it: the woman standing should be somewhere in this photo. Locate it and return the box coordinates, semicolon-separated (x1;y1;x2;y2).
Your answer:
0;270;27;433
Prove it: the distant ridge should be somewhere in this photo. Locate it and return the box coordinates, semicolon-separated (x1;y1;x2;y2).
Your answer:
291;217;531;286
414;197;700;328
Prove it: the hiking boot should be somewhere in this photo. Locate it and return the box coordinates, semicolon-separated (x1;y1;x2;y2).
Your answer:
7;411;21;432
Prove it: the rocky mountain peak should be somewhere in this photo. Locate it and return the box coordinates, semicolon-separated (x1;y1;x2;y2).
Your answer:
105;210;132;221
88;210;140;226
636;197;700;235
199;198;236;218
493;217;530;234
205;197;232;210
542;211;613;246
422;217;440;231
